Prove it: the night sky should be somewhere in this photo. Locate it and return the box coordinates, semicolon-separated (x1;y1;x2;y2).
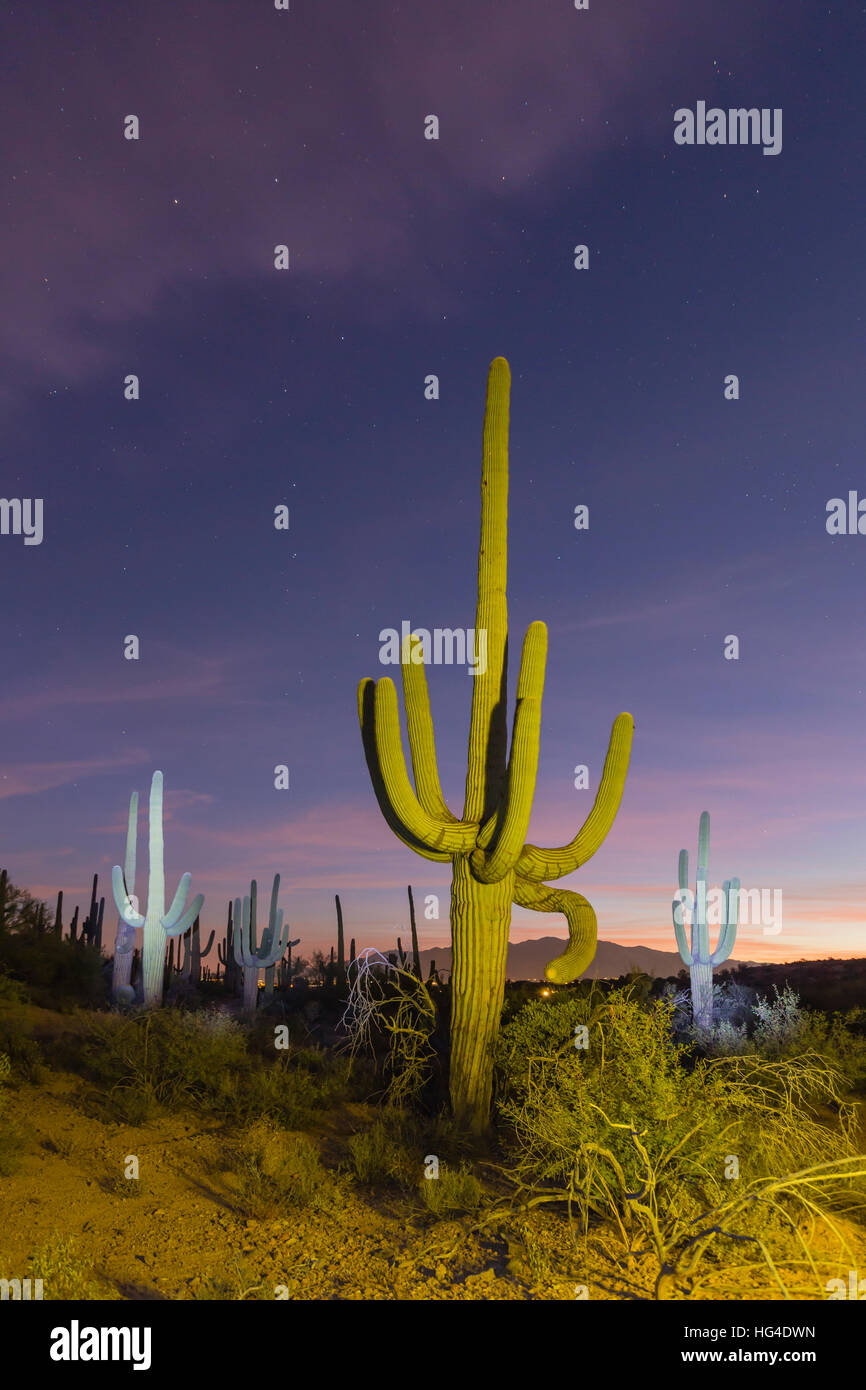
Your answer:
1;1;864;963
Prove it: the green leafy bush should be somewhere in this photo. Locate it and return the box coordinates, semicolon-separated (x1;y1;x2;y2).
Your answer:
494;986;864;1295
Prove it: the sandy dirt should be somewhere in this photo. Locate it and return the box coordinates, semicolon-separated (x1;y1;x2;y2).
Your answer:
2;1005;864;1302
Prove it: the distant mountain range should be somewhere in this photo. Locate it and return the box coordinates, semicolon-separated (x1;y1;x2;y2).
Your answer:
417;937;705;981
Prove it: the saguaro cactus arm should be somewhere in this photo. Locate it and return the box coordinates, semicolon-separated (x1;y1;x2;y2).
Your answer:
357;679;452;863
471;621;547;883
162;872;204;937
672;889;693;964
370;680;478;855
515;712;634;882
402;644;462;824
712;878;740;964
514;876;599;982
112;865;145;928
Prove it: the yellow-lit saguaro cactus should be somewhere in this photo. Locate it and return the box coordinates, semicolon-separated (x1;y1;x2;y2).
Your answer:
357;358;633;1132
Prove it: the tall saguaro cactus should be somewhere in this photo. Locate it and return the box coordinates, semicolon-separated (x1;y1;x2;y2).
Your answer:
357;358;633;1131
672;811;739;1032
112;771;205;1008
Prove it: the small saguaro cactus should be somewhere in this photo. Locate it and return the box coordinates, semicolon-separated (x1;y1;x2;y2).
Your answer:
357;358;633;1132
0;868;7;935
112;771;205;1008
672;811;739;1032
53;890;63;937
69;905;80;943
234;874;290;1012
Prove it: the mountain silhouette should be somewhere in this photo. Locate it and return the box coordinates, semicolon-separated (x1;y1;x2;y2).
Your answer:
417;936;750;981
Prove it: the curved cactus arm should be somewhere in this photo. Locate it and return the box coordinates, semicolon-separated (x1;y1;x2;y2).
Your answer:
372;679;478;854
358;679;452;863
111;865;145;928
673;890;693;965
199;929;216;959
163;891;204;939
514;874;598;983
515;712;634;882
472;621;547;883
402;635;461;823
162;872;191;931
711;877;739;964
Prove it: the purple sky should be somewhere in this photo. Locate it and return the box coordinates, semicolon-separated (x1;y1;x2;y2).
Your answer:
1;1;864;963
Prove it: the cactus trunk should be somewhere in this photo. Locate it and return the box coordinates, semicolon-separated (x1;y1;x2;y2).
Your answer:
689;960;713;1032
449;862;513;1129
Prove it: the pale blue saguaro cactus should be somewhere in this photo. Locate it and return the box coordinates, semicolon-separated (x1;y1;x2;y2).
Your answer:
234;874;290;1012
672;811;739;1032
111;790;139;1005
112;771;205;1008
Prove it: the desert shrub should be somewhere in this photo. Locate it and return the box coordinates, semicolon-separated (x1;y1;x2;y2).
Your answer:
0;970;29;1004
418;1162;484;1219
28;1238;104;1300
0;1052;28;1176
235;1047;357;1126
787;1008;866;1091
679;982;866;1090
234;1120;329;1216
347;1119;409;1186
0;1022;47;1083
494;986;864;1295
346;1112;422;1189
752;984;805;1050
71;1007;358;1125
75;1008;249;1120
0;929;105;1009
342;951;442;1106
